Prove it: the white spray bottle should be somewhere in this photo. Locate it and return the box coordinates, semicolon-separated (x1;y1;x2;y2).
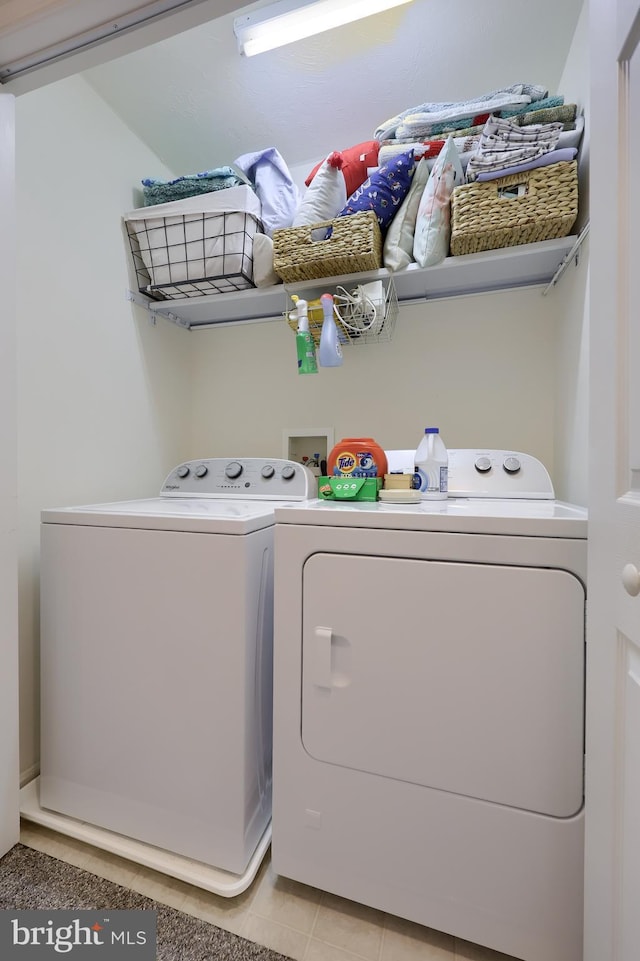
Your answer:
318;293;343;367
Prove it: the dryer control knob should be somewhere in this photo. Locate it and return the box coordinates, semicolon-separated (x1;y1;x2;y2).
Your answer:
503;456;521;474
225;461;243;479
195;464;208;478
176;465;190;478
281;465;296;481
475;456;492;473
261;465;275;479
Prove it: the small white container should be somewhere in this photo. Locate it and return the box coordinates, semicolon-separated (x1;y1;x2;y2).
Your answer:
414;427;448;499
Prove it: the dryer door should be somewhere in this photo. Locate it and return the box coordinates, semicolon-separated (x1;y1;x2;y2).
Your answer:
301;552;585;818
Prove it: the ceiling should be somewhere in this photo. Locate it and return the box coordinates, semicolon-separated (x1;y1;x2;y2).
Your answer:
79;0;584;180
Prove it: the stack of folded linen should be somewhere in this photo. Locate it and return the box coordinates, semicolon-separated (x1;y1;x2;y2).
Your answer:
374;84;584;176
464;114;578;182
374;83;551;142
141;166;248;205
377;134;480;169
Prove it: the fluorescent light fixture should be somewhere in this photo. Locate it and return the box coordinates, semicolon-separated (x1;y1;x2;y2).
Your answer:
233;0;414;57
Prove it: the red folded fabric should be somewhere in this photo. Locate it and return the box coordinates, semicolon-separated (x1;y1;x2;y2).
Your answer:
414;141;445;160
471;112;491;127
305;140;380;196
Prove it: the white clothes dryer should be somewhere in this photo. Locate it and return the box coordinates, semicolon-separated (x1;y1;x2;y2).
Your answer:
37;457;314;893
271;450;587;961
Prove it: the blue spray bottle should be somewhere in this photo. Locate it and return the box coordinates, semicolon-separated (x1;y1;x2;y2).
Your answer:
318;293;343;367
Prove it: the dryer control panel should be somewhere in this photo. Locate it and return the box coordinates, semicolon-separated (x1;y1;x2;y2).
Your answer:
385;449;555;499
160;458;316;500
447;449;555;499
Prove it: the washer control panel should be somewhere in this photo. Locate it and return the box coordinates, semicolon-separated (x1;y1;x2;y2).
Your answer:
160;458;315;500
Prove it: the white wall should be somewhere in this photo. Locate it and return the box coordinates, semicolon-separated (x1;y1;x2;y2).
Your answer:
190;288;560;472
553;247;589;506
0;93;19;854
553;0;589;506
15;74;194;779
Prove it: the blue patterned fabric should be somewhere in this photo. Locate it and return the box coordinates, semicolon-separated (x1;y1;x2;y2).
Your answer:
142;167;247;206
338;151;415;231
500;95;565;120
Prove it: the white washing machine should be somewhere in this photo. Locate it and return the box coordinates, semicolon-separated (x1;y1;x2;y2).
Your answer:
271;449;587;961
37;457;314;892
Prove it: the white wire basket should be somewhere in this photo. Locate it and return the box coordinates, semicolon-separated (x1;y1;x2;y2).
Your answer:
285;276;398;346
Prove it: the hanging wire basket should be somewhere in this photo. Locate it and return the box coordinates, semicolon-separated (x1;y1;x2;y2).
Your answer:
285;276;398;347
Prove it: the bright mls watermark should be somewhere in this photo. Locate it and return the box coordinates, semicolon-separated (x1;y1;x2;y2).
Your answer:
0;910;156;959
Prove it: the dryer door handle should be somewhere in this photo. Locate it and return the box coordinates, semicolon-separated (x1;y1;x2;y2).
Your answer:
308;626;333;689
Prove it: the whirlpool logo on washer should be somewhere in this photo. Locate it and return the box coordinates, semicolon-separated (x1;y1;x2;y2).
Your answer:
0;910;156;959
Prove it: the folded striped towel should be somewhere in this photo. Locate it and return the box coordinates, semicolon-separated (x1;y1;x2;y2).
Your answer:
465;116;563;181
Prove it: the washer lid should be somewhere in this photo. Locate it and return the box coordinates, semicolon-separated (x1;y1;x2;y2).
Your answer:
275;498;587;538
41;497;296;534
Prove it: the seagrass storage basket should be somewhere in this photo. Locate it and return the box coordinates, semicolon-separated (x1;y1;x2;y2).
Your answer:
450;160;578;256
273;210;382;283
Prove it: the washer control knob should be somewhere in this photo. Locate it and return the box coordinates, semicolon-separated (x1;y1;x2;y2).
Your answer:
474;456;492;473
281;465;296;481
194;464;208;478
622;563;640;597
225;461;243;479
261;465;276;479
176;465;190;479
503;456;521;474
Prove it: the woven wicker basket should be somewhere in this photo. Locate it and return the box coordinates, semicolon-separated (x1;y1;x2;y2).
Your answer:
450;161;578;256
273;210;382;283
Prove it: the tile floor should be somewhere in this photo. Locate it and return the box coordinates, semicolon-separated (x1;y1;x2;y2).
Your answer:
19;820;519;961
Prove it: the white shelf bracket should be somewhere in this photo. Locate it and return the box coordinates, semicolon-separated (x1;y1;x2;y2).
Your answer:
126;288;157;325
126;288;189;329
542;221;590;296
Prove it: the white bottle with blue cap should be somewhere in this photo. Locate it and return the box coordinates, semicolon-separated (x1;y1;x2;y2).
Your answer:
414;427;448;499
318;293;343;367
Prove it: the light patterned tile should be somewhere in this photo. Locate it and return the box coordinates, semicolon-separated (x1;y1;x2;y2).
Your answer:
249;849;274;896
382;914;455;960
127;866;191;911
313;891;385;960
82;849;141;889
305;938;372;961
180;883;255;937
19;821;48;848
250;863;322;933
455;938;520;961
19;822;93;869
242;914;309;961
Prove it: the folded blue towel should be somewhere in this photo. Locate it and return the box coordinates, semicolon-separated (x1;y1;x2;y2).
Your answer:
142;167;247;206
